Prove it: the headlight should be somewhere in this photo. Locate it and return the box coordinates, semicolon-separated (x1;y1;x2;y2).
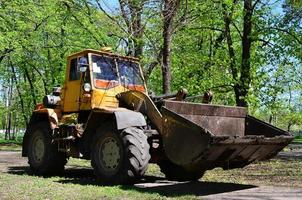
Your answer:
83;83;92;92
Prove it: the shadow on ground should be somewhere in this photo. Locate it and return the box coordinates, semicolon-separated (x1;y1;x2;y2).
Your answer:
7;166;256;197
126;181;256;197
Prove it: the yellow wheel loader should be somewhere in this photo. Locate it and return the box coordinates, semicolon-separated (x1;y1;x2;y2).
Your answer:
22;49;293;184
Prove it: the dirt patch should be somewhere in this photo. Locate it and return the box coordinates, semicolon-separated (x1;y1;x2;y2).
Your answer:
277;144;302;159
203;186;302;200
0;151;26;172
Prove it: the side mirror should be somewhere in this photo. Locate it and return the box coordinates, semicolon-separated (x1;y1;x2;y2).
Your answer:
78;57;89;73
79;66;87;72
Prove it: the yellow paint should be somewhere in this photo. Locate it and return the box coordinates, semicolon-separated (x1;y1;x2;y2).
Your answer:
91;85;129;109
61;56;82;113
61;81;82;112
60;49;147;113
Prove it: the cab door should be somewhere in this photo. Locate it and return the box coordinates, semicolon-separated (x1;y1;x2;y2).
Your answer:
62;57;82;112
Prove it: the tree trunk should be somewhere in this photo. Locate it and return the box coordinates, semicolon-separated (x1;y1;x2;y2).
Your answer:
237;0;253;107
1;114;6;133
130;2;144;58
5;76;13;140
5;113;11;140
287;122;292;132
223;1;250;107
269;114;273;124
10;61;29;126
162;0;180;94
119;0;145;58
222;2;238;82
24;68;37;106
2;88;7;132
0;48;13;64
11;112;16;140
223;0;253;107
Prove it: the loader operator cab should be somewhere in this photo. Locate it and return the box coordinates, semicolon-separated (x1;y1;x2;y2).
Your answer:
62;49;146;113
90;55;145;90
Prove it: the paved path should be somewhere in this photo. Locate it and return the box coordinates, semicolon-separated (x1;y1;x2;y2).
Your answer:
203;186;302;200
134;181;302;200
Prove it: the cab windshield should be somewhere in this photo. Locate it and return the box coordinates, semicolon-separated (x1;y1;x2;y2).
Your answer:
91;55;145;91
118;60;144;86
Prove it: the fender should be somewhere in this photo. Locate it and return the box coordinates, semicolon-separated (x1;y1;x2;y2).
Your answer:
84;108;147;132
22;108;59;157
114;110;146;130
79;108;146;158
36;108;59;127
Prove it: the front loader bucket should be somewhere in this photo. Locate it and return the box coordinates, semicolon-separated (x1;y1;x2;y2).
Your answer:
161;101;293;170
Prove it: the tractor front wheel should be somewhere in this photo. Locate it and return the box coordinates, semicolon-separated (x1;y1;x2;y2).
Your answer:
91;126;150;185
27;122;67;175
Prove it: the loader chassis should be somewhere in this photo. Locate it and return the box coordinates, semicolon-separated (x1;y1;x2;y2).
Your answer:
22;49;293;184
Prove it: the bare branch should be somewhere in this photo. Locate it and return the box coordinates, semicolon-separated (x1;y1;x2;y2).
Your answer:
188;26;224;32
232;21;243;39
0;48;13;64
62;1;105;46
272;27;302;45
252;0;262;11
94;0;129;34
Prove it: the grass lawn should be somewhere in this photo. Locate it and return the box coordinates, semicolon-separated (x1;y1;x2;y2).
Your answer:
293;136;302;144
0;171;170;200
0;158;301;200
0;162;194;200
0;134;23;143
0;138;22;151
0;143;22;151
0;134;23;151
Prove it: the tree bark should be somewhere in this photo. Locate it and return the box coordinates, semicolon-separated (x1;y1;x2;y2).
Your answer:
12;113;16;140
24;68;37;106
222;0;253;107
162;0;180;94
118;0;145;58
10;62;29;126
287;122;292;132
5;76;13;140
130;1;144;58
222;2;238;82
269;114;273;124
237;0;253;107
0;48;13;64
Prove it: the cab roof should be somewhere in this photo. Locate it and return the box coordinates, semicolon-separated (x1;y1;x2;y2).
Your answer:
68;49;140;62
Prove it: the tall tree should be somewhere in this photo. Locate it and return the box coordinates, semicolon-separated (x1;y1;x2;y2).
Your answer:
161;0;180;94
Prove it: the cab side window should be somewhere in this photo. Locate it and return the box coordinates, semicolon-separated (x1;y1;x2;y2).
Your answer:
69;58;80;81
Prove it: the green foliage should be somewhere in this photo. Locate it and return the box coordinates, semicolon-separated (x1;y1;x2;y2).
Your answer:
0;0;301;132
0;0;118;129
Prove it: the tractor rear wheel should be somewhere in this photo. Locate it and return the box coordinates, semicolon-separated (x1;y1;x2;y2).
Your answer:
158;159;205;181
91;126;150;185
27;122;67;175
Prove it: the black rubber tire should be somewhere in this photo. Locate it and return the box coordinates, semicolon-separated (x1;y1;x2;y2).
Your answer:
158;159;205;181
27;122;67;175
91;125;150;185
